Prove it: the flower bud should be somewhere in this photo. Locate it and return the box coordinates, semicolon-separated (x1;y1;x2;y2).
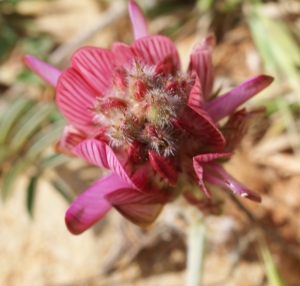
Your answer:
114;69;127;91
128;141;146;164
132;79;147;101
164;81;178;95
154;55;175;76
100;97;127;112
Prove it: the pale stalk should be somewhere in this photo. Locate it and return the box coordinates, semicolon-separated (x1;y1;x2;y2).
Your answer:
186;217;206;286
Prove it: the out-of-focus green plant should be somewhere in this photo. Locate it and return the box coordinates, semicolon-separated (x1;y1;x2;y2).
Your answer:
0;0;55;61
0;97;72;217
0;0;73;216
257;233;287;286
248;4;300;93
0;24;18;61
247;3;300;153
197;0;244;12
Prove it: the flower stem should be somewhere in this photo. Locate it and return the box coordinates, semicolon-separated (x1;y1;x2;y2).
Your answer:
186;217;206;286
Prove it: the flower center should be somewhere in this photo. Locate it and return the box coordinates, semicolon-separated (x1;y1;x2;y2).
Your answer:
92;58;192;164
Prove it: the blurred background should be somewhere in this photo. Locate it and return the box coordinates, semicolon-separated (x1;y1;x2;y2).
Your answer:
1;0;300;285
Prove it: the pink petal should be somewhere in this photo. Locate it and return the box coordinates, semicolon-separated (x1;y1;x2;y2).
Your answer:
65;173;133;235
56;68;98;133
204;75;274;122
71;47;115;94
128;0;149;40
188;71;204;109
148;149;178;186
193;152;233;198
73;139;150;191
53;125;87;156
131;35;180;69
193;161;211;198
106;188;171;227
72;138;109;169
203;162;261;202
188;38;214;100
193;152;233;163
60;125;87;149
24;55;62;87
111;42;134;68
105;146;138;188
187;106;226;150
106;144;151;191
115;203;163;227
201;34;216;51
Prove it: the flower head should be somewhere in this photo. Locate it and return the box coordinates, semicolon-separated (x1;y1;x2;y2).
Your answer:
25;0;273;234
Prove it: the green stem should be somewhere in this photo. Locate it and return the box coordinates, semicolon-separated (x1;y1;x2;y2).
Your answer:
186;218;206;286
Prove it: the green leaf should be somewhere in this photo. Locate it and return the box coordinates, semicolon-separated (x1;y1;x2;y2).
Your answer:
275;97;300;155
1;160;28;201
49;109;64;122
0;97;35;145
258;236;287;286
25;120;65;161
248;7;300;93
0;23;18;61
196;0;216;12
22;35;54;59
26;175;38;218
9;103;56;152
247;13;277;76
40;153;70;170
16;70;45;85
50;179;73;204
0;147;11;165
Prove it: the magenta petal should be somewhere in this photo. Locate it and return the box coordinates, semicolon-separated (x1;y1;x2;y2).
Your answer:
203;162;261;202
106;188;170;227
106;188;171;205
65;173;132;235
71;47;115;94
204;75;274;122
128;0;149;40
131;35;180;69
188;39;214;100
24;55;62;87
114;203;164;227
188;71;204;109
56;68;97;133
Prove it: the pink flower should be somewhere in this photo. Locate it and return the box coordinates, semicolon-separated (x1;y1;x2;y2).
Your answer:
24;0;273;235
